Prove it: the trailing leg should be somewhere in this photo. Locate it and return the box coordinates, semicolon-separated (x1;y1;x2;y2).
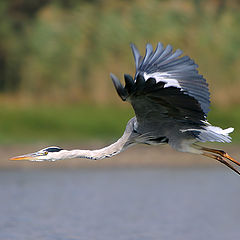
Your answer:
202;152;240;176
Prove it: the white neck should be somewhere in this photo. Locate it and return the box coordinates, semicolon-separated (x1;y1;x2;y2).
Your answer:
54;118;136;160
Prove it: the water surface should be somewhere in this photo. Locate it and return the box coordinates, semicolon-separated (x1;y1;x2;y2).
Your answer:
0;168;240;240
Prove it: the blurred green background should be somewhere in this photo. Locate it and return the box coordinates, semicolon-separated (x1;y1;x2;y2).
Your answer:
0;0;240;144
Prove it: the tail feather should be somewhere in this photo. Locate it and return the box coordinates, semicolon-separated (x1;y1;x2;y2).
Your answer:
194;126;234;143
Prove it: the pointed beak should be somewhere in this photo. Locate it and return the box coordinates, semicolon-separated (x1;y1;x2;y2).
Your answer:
10;153;38;161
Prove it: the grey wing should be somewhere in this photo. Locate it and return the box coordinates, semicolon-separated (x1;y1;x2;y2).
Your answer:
111;43;210;134
112;73;206;126
131;43;210;115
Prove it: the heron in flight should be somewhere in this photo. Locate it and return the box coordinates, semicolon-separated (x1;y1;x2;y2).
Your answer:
11;43;240;174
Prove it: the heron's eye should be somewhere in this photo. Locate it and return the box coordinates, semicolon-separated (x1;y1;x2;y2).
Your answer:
44;151;48;155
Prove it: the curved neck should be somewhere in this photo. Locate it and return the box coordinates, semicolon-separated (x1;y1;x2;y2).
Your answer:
58;118;136;160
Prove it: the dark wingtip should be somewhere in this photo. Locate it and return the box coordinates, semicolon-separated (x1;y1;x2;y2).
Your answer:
110;73;128;101
124;74;134;93
135;74;145;92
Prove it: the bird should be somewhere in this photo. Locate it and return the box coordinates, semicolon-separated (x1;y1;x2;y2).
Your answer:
10;42;240;175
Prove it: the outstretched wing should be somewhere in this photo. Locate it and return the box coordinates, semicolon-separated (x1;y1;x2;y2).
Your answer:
131;43;210;115
111;43;210;129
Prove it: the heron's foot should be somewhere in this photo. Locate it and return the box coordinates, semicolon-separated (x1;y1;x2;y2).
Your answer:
199;146;240;175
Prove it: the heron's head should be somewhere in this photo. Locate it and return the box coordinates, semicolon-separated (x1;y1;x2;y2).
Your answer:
10;146;64;161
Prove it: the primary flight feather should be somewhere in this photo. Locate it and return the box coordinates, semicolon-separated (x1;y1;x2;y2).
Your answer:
11;43;239;175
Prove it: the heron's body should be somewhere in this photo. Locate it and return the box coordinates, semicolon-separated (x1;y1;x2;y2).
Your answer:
11;43;240;175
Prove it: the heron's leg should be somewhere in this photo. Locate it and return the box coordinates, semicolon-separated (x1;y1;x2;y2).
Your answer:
198;146;240;167
202;153;240;176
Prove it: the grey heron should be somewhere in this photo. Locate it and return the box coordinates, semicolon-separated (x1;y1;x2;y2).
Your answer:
11;42;240;175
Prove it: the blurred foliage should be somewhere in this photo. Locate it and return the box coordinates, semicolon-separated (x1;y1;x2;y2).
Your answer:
0;104;239;144
0;0;240;106
0;104;133;144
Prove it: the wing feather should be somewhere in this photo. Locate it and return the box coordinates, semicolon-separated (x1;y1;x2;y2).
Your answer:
111;43;210;133
141;43;154;66
130;43;142;70
131;43;210;115
147;42;165;66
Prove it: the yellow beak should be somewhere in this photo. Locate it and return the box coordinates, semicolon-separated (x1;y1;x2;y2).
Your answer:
10;154;36;161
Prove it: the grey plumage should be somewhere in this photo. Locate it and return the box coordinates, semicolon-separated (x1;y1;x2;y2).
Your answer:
110;43;232;153
130;43;210;115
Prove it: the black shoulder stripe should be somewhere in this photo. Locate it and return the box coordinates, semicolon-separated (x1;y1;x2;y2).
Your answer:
45;147;63;152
